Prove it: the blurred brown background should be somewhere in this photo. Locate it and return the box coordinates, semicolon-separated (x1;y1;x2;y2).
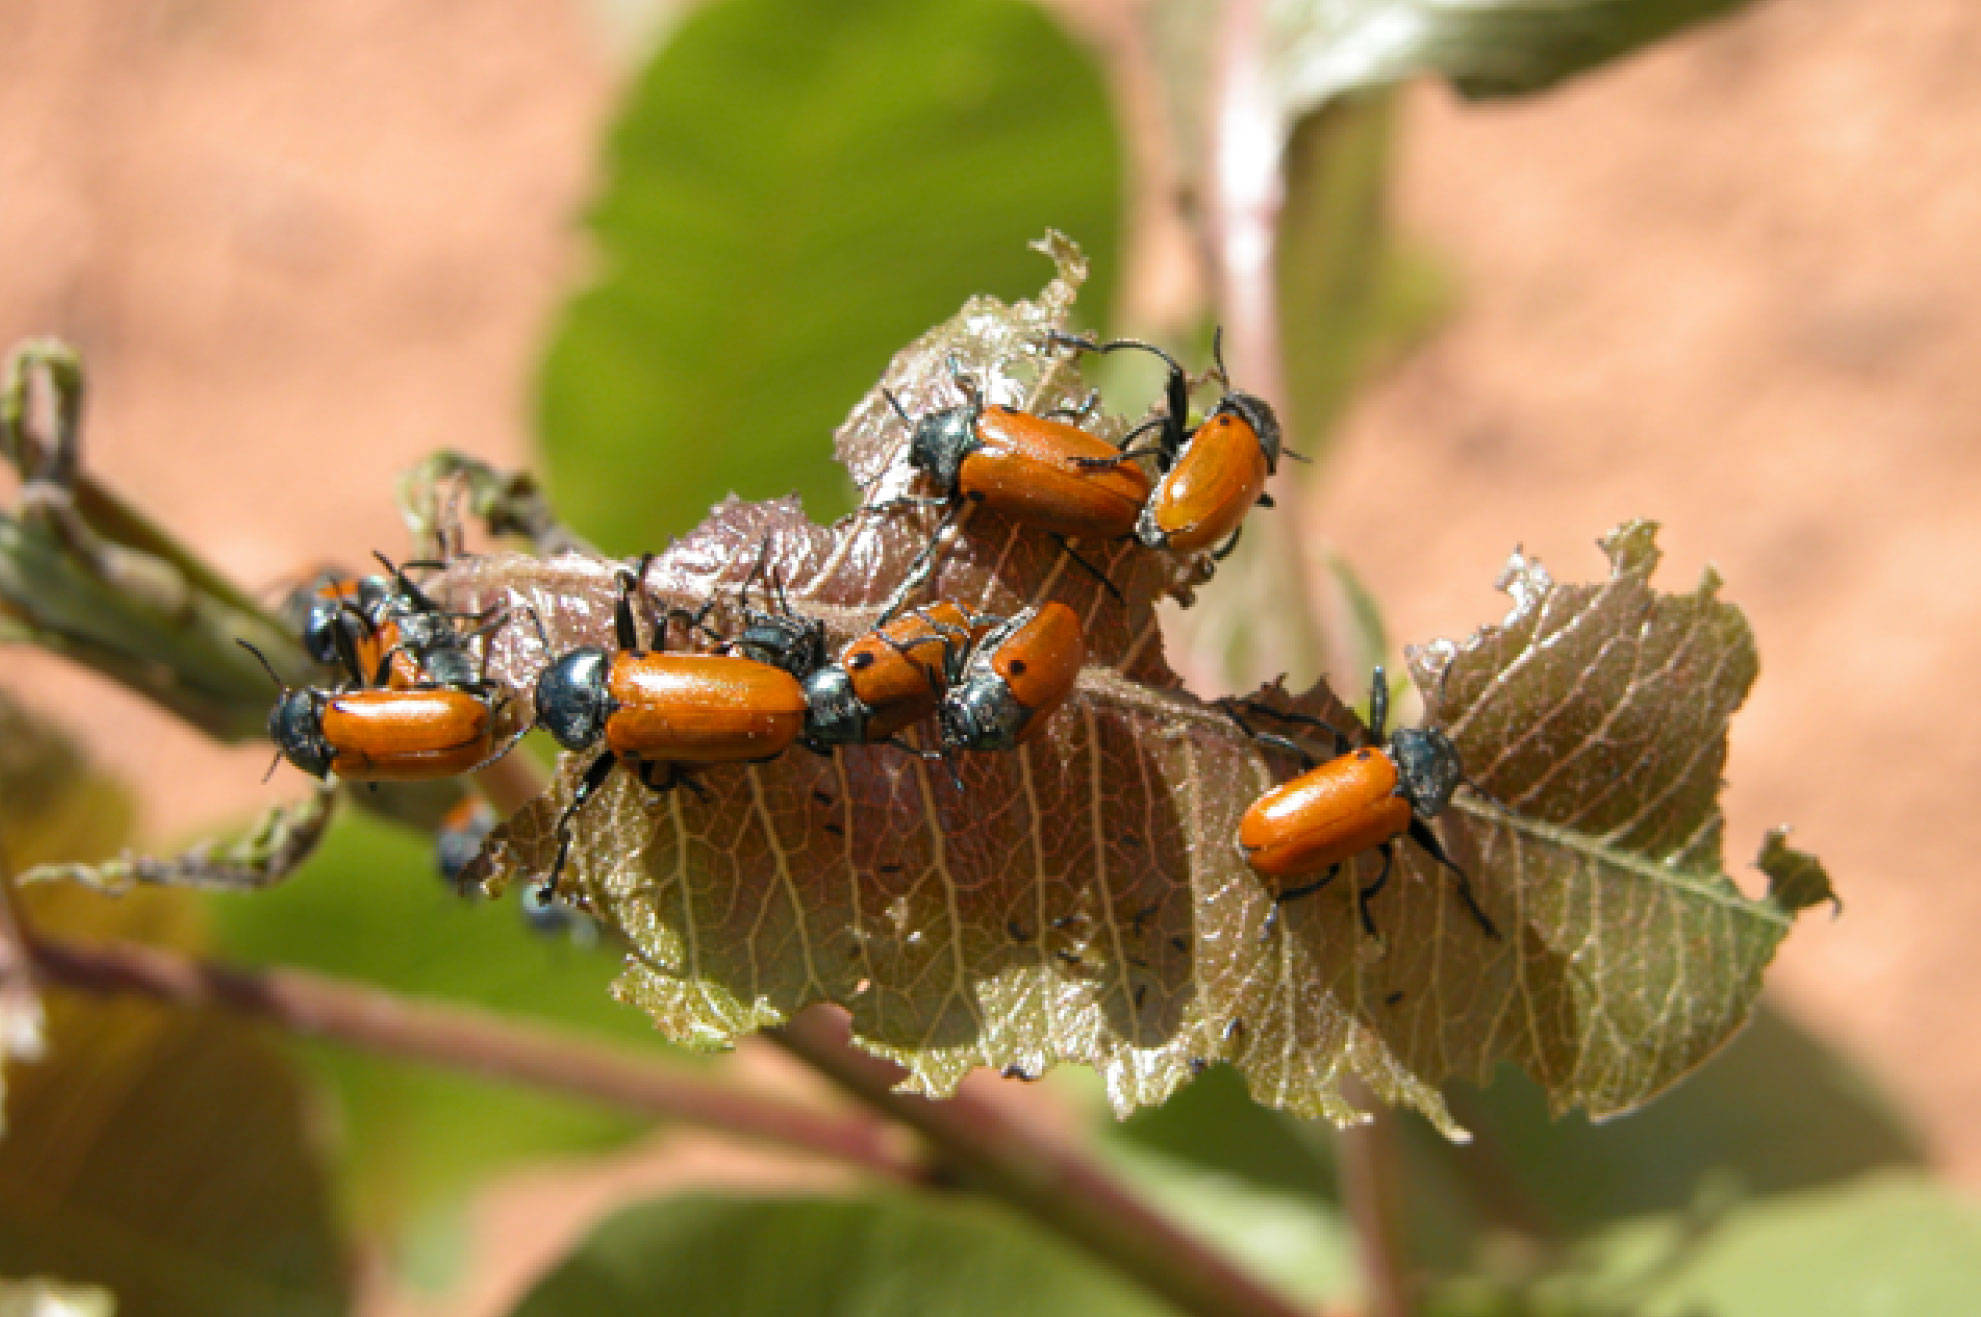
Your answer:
1;0;1973;1212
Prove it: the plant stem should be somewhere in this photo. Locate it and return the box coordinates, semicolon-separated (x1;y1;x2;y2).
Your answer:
1207;7;1411;1313
1335;1091;1413;1317
25;932;924;1185
770;1008;1315;1317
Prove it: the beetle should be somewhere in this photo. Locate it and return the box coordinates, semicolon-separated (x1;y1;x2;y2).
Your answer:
240;639;507;783
290;555;499;691
938;600;1084;753
674;547;988;758
1224;668;1498;941
434;795;498;892
1051;329;1295;558
869;360;1151;613
533;556;809;892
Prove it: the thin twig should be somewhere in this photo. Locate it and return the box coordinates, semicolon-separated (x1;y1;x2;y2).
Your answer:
771;1009;1315;1317
25;932;924;1185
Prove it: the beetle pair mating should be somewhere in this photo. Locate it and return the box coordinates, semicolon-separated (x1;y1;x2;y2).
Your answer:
247;557;515;783
530;553;1085;893
1226;669;1500;943
866;329;1296;615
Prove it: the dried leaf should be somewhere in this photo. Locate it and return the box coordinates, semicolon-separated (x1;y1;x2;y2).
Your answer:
454;242;1824;1128
19;788;338;895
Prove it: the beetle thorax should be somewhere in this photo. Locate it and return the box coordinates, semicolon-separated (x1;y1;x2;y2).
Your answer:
1388;726;1463;819
907;405;980;490
535;647;614;752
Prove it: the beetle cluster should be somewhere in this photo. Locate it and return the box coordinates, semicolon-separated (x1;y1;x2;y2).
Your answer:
247;332;1497;942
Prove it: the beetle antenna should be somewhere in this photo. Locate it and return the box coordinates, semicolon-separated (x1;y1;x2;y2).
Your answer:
237;639;287;691
1210;325;1231;387
260;748;283;784
880;387;914;427
1369;667;1390;743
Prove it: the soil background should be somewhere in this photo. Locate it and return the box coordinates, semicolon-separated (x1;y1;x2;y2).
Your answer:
2;0;1976;1307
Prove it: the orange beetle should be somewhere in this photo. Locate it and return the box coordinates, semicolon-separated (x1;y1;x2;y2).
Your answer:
806;600;992;747
681;553;990;755
434;795;498;890
1227;669;1498;940
243;639;506;784
533;557;808;891
1053;330;1293;558
939;601;1085;752
869;365;1152;611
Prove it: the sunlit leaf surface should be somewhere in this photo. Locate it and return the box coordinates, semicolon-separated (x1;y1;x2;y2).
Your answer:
451;242;1825;1130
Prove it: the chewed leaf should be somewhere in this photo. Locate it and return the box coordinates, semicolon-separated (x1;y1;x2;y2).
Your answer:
1394;523;1826;1117
451;245;1824;1130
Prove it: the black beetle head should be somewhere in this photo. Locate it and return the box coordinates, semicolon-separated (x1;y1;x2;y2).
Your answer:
802;666;868;748
268;688;334;779
939;665;1030;754
906;406;979;492
1211;392;1284;472
534;647;614;752
1389;726;1463;819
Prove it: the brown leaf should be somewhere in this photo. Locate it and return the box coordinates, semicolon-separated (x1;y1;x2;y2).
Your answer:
448;244;1825;1129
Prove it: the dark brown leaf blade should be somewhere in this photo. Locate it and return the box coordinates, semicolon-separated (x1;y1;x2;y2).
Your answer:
453;244;1822;1132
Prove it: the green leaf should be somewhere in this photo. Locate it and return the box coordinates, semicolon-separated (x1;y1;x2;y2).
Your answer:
1552;1172;1981;1316
540;0;1122;555
508;1192;1170;1317
1426;1003;1925;1242
206;808;651;1249
1099;1142;1356;1304
1266;0;1763;108
1151;0;1763;168
1;884;348;1317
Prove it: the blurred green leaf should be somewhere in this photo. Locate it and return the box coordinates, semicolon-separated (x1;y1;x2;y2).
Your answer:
508;1192;1171;1317
1152;0;1761;175
540;0;1122;553
1426;1004;1926;1242
1267;0;1762;108
206;809;653;1254
1116;1063;1338;1201
1552;1172;1981;1316
1277;91;1450;456
1100;1142;1356;1304
2;884;348;1317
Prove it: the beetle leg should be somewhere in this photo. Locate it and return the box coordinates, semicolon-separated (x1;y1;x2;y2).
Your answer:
1227;699;1355;758
876;503;962;626
547;752;620;901
1217;700;1332;767
1356;844;1394;939
1211;525;1244;562
1050;535;1125;604
1039;388;1102;423
1254;492;1275;509
1407;816;1500;940
1260;863;1341;940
